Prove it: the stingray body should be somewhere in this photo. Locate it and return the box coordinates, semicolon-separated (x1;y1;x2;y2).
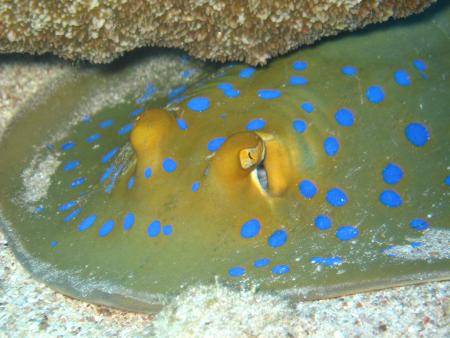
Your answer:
0;6;449;312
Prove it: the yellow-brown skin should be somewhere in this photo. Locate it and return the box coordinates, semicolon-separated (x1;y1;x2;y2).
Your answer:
131;109;296;202
128;108;299;244
131;108;177;175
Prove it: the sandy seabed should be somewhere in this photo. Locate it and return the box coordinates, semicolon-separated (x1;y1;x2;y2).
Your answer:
0;54;448;338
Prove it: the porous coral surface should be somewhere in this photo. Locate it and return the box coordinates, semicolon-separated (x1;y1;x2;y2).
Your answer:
0;0;436;65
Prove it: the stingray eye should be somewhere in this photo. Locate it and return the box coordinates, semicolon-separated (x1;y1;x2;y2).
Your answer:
240;143;268;192
210;132;266;186
239;143;265;170
210;132;291;196
254;161;269;192
252;132;293;196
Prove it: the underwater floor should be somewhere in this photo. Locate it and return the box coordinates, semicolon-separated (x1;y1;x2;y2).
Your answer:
0;51;448;337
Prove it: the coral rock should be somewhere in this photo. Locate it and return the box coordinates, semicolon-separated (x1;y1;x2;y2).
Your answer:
0;0;437;65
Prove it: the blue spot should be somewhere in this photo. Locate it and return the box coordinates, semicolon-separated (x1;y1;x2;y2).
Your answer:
163;225;173;236
139;90;156;103
240;219;261;239
410;219;429;231
162;158;177;173
228;266;246;277
445;176;450;186
268;229;288;248
414;59;427;72
366;86;385;104
50;241;58;247
127;176;135;190
324;137;340;157
82;115;92;123
207;137;226;152
136;83;158;104
314;215;332;230
405;122;429;147
46;144;55;150
293;60;308;71
187;97;210;112
336;226;360;241
384;246;397;257
118;123;134;135
64;208;82;223
130;108;144;117
78;214;97;232
61;142;75;151
217;83;234;91
143;83;157;97
101;147;119;164
326;188;348;207
324;257;343;266
420;72;429;80
411;241;423;248
168;85;187;99
298;180;317;199
147;220;161;237
100;165;115;183
301;102;314;113
144;167;153;179
341;66;358;77
58;200;77;212
254;258;271;268
99;119;113;129
310;257;324;264
64;160;80;171
382;163;404;184
292;119;307;133
99;220;115;237
34;206;44;214
70;177;86;188
310;256;343;266
123;213;135;231
224;88;240;98
240;67;256;78
289;76;309;86
191;181;201;192
394;70;412;86
335;108;354;127
105;163;124;193
86;133;101;143
171;95;186;105
176;118;188;130
246;119;266;131
257;89;281;100
180;54;190;64
180;69;194;78
379;190;403;208
272;265;290;275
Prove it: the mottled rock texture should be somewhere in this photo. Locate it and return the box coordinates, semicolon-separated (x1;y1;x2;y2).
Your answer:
0;0;437;66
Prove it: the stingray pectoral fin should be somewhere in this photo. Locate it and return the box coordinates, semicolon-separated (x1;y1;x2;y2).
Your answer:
130;108;176;170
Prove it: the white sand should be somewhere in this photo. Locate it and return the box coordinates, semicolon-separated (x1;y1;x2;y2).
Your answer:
0;54;448;338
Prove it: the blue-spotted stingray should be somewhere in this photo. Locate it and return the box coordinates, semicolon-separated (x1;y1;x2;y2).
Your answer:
0;5;449;313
